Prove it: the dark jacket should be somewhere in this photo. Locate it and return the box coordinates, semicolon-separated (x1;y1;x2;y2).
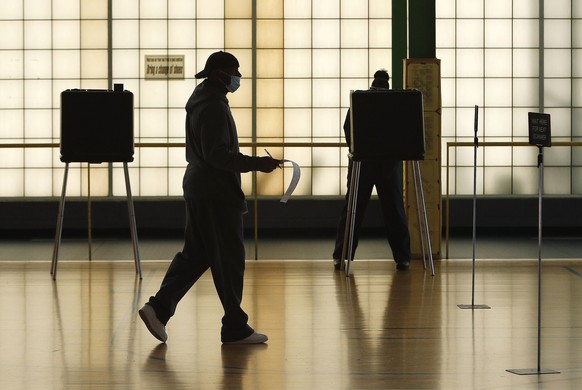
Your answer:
182;80;259;211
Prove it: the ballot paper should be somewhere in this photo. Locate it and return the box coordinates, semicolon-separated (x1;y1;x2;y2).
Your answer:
280;159;300;203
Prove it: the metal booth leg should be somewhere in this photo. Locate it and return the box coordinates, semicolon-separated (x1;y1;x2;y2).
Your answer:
413;161;435;276
51;162;70;280
124;162;142;279
344;160;361;277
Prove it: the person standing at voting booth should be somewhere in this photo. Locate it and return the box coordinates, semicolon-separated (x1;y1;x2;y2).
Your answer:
332;69;412;271
139;51;281;344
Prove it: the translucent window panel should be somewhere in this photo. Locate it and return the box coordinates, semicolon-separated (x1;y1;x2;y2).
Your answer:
231;108;252;138
140;109;168;138
575;79;582;105
513;19;538;48
257;20;283;49
24;0;49;18
483;108;512;137
544;142;571;165
1;81;24;109
286;165;311;195
485;20;512;48
440;77;455;108
512;78;539;107
485;79;512;107
169;108;186;140
196;21;224;48
340;49;368;78
112;50;139;79
369;19;391;48
544;167;571;195
312;108;341;138
312;167;340;195
81;20;108;49
112;20;139;48
312;79;340;108
80;50;108;79
168;146;186;167
112;0;138;18
0;21;23;50
284;20;311;48
0;110;23;139
140;20;168;49
484;146;512;166
140;147;169;167
257;109;283;137
545;79;572;108
435;0;455;18
485;0;512;18
53;51;81;80
512;107;536;137
456;79;484;107
544;49;572;78
81;0;108;19
0;170;24;196
513;145;538;166
457;0;483;18
456;49;483;77
24;50;52;79
0;51;23;79
440;109;455;137
284;108;311;137
112;166;136;196
0;2;22;19
544;108;572;137
313;0;340;19
484;49;511;77
284;0;311;18
24;80;52;108
284;79;312;107
313;20;340;48
484;166;512;194
168;167;184;196
456;107;484;137
369;0;391;18
341;0;367;18
513;48;539;77
436;49;456;77
24;109;52;139
312;49;340;77
256;169;283;195
455;167;484;194
257;49;284;78
340;78;369;107
436;19;456;48
169;0;196;19
545;0;571;18
139;81;169;108
456;20;483;48
25;168;55;196
197;0;225;18
341;20;368;48
575;21;582;48
284;49;312;78
545;20;571;49
169;82;194;109
257;79;283;108
24;148;53;169
53;21;81;50
24;21;51;49
227;0;252;18
227;78;253;107
0;149;24;168
368;48;391;75
140;168;168;196
139;0;167;18
225;20;252;49
513;0;538;18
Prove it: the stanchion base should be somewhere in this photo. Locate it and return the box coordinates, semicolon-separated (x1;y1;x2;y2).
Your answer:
457;304;491;309
506;368;560;375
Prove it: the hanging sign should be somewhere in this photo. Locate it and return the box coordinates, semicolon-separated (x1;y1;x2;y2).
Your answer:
528;112;551;147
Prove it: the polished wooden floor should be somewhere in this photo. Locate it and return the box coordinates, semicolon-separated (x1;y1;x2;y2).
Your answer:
0;237;581;389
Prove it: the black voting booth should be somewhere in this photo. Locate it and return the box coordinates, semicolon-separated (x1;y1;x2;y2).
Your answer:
341;89;435;275
51;86;142;279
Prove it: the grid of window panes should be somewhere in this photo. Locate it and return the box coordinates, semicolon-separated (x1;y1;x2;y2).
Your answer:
437;0;581;195
1;0;580;198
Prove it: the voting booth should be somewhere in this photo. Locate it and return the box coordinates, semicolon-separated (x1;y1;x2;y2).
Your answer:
51;86;141;280
341;89;434;275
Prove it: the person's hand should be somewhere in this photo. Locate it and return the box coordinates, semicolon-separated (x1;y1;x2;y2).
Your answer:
256;156;282;173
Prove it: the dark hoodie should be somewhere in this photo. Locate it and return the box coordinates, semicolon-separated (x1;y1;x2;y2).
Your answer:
183;80;259;212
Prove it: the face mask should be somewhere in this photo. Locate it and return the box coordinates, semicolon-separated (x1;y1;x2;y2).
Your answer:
226;75;241;93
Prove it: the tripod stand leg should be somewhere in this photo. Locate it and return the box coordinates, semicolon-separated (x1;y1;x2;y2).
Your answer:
345;161;361;277
411;161;427;270
51;163;69;280
124;162;142;279
414;161;435;276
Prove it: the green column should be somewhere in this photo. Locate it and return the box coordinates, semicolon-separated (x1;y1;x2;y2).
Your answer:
409;0;436;58
391;0;407;89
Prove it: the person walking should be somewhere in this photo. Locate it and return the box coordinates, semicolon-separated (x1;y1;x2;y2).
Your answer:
139;51;281;344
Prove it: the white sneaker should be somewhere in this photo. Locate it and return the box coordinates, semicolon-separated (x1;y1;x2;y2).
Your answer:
138;304;168;343
223;331;268;345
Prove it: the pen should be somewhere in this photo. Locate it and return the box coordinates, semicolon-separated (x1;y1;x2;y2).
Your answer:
264;149;282;169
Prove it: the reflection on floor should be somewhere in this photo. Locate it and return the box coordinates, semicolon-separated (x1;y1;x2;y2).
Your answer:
0;234;581;389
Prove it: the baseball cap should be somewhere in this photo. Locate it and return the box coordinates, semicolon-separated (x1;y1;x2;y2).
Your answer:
195;51;240;79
